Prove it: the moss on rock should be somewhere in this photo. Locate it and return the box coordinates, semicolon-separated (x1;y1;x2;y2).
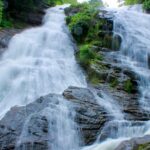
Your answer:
138;142;150;150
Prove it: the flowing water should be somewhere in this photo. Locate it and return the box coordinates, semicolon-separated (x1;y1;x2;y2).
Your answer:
82;1;150;150
0;1;150;150
0;5;86;149
114;5;150;112
0;5;86;118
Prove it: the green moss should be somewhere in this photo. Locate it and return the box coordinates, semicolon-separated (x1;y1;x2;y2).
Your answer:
138;142;150;150
110;78;119;88
66;2;101;43
125;0;144;5
0;0;3;24
125;0;150;11
124;79;134;93
66;2;116;85
77;44;101;68
90;75;101;85
143;0;150;11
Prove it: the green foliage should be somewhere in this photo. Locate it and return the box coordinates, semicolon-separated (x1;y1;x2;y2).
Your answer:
66;2;100;43
0;0;3;24
0;0;75;28
90;75;101;85
68;12;91;42
143;0;150;10
110;78;119;87
124;79;133;93
125;0;150;11
1;19;13;28
137;143;150;150
61;0;77;5
78;44;98;67
125;0;143;5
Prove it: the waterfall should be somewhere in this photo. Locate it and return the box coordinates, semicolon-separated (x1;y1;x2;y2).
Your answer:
114;5;150;111
0;5;86;118
82;2;150;150
0;1;150;150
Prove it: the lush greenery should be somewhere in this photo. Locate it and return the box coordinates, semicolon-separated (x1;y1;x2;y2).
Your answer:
125;0;144;5
0;0;77;28
0;0;3;23
65;2;116;85
66;2;103;70
143;0;150;10
137;142;150;150
125;0;150;11
66;2;136;93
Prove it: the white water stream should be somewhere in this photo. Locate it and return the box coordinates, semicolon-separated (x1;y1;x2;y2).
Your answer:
82;1;150;150
0;5;86;118
0;1;150;150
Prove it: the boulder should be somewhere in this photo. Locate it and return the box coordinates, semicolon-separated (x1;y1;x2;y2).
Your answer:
0;87;109;149
63;86;108;145
0;94;57;150
0;29;22;49
115;135;150;150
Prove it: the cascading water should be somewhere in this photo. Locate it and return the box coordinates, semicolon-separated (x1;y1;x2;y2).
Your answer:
0;5;86;118
0;1;150;150
0;5;86;150
114;5;150;112
82;1;150;150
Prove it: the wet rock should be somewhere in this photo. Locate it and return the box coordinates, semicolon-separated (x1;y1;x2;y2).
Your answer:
95;84;150;121
65;6;81;16
115;135;150;150
99;9;115;20
63;86;108;145
112;34;122;51
99;120;147;142
0;87;109;149
26;12;44;25
0;94;59;150
5;0;47;26
0;29;22;49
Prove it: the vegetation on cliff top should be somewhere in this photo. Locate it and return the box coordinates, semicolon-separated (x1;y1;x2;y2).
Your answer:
125;0;150;11
65;2;103;69
66;2;137;93
0;0;77;28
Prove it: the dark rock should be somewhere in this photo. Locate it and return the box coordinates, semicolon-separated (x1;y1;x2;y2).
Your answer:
27;12;44;25
0;94;59;150
0;87;109;148
115;135;150;150
99;120;147;142
63;86;108;145
112;34;122;51
94;84;150;121
0;29;22;49
5;0;47;25
65;6;81;16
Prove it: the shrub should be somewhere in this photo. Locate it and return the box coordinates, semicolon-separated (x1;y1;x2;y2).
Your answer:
78;44;96;66
125;0;144;5
0;0;3;24
143;0;150;10
77;44;101;68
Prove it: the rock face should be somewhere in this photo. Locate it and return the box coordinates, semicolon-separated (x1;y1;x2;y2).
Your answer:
0;29;22;49
0;94;55;150
0;86;149;149
115;135;150;150
5;0;47;25
0;87;109;149
63;86;108;144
